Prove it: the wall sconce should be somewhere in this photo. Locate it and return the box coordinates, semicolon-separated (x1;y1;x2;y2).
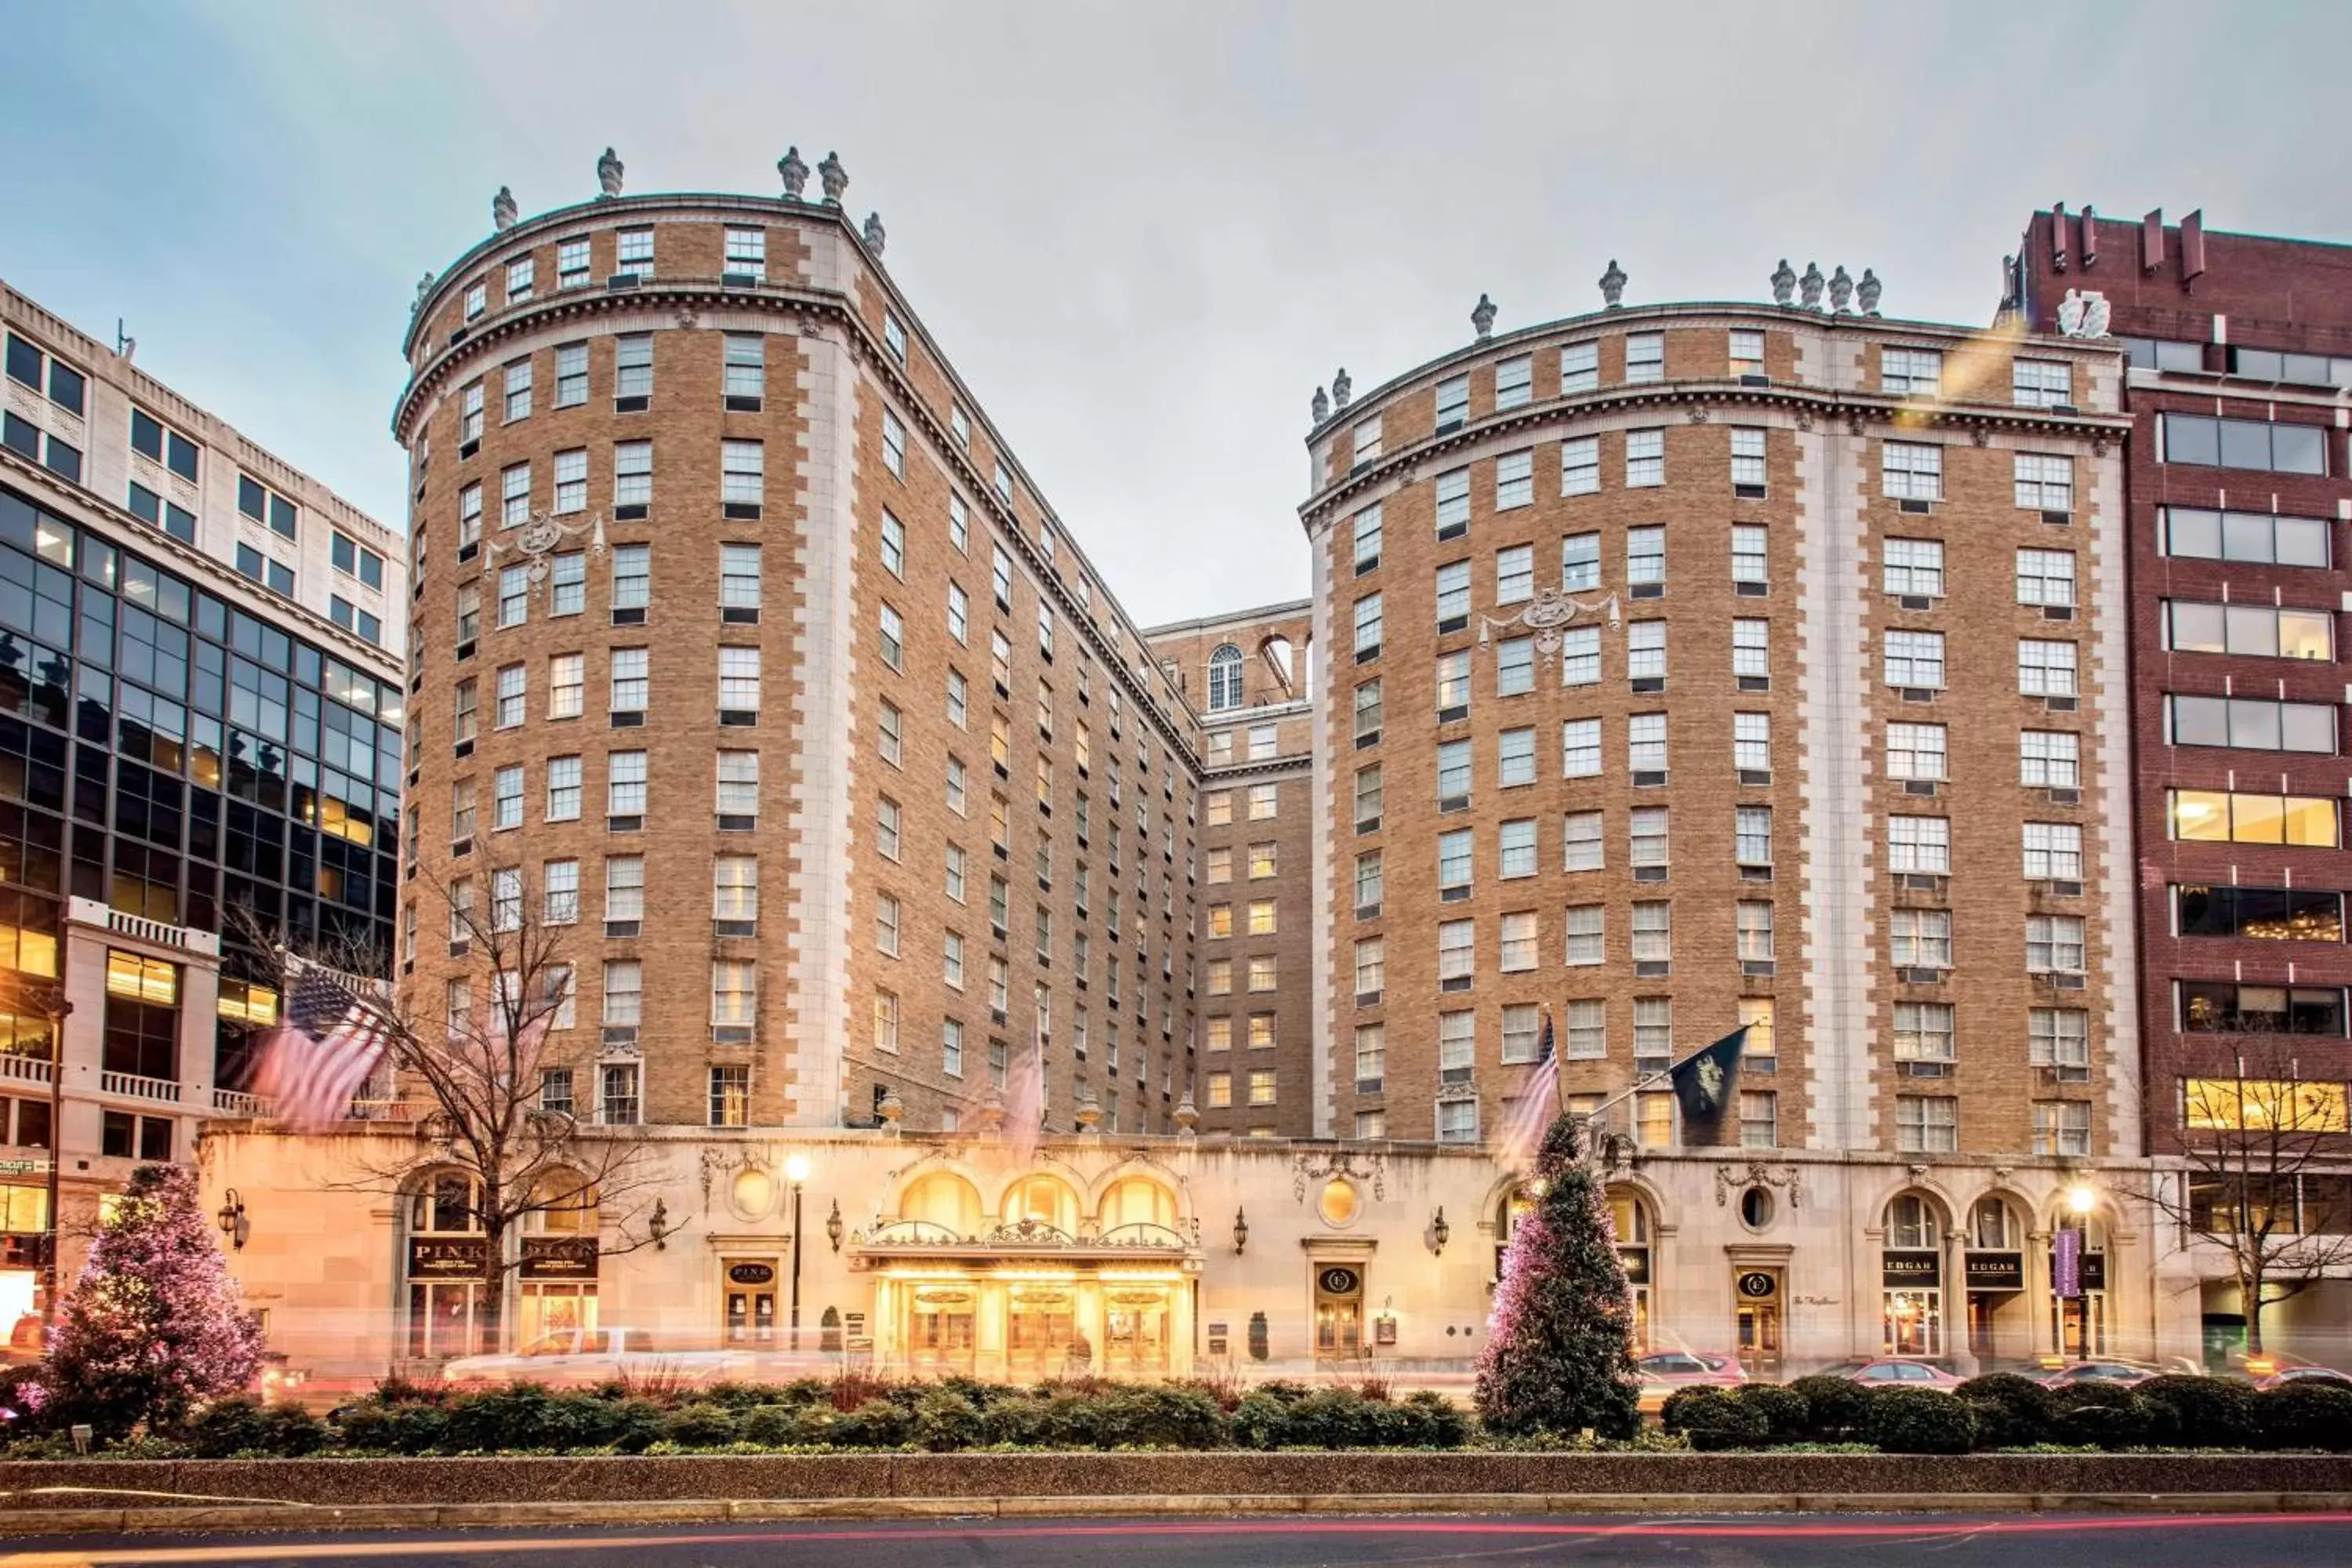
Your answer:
215;1189;249;1251
648;1199;670;1251
825;1198;844;1253
1232;1206;1249;1254
1428;1206;1450;1256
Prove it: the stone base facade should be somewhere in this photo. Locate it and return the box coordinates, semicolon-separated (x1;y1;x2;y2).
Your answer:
198;1123;2285;1388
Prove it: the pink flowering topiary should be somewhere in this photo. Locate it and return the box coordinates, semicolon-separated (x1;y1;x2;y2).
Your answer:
41;1165;263;1438
1475;1115;1641;1439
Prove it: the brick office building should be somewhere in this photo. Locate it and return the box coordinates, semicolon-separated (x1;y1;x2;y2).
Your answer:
0;281;405;1313
2013;206;2352;1354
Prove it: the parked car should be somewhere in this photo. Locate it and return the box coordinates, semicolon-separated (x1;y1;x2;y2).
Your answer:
442;1326;739;1388
1634;1350;1745;1412
1841;1357;1965;1389
2038;1360;2153;1388
2256;1365;2352;1392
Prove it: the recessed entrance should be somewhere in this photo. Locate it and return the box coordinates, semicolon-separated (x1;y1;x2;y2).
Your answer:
1314;1263;1363;1359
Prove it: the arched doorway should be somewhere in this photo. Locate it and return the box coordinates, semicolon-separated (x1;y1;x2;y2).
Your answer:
2049;1207;2111;1360
1962;1194;2027;1365
1606;1186;1653;1351
1880;1192;1947;1358
403;1170;486;1359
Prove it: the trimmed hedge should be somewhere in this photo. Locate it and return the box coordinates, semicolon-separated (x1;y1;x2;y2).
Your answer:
1659;1387;1768;1451
1863;1386;1976;1454
1786;1374;1872;1441
1955;1374;2053;1448
2254;1383;2352;1451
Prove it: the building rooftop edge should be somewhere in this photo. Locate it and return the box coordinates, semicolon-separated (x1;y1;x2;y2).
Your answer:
1141;598;1314;639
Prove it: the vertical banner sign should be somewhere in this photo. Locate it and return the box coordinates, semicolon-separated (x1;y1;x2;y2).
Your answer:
2053;1226;2082;1300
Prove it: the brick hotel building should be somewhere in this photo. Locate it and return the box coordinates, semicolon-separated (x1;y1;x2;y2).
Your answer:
0;281;405;1319
198;166;2252;1384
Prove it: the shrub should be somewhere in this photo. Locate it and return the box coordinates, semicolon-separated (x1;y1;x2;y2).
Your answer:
913;1389;983;1451
1787;1374;1872;1441
1954;1373;2053;1449
605;1398;666;1454
1732;1383;1809;1445
2253;1383;2352;1451
1275;1388;1395;1448
328;1400;397;1452
829;1368;895;1413
2052;1393;2169;1450
1660;1386;1769;1451
1227;1392;1287;1449
374;1373;447;1406
739;1403;801;1447
1091;1386;1225;1450
1393;1390;1469;1449
2135;1374;2255;1449
187;1396;270;1458
1862;1387;1976;1454
1254;1379;1313;1405
657;1402;739;1448
833;1396;913;1448
385;1401;450;1455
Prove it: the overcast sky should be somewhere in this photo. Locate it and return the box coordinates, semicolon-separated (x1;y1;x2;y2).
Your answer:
5;2;2346;626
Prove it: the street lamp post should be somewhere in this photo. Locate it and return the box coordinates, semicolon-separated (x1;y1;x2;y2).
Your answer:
785;1152;810;1352
2066;1181;2096;1363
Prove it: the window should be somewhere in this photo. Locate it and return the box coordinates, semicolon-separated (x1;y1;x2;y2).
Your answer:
711;959;757;1032
1887;815;1950;873
724;227;766;280
503;356;533;422
1730;426;1766;489
1564;904;1605;966
1624;332;1663;384
2034;1101;2092;1157
1735;804;1773;866
1886;722;1947;780
1438;1098;1480;1144
1882;441;1942;500
1624;429;1664;487
2013;358;2071;408
1630;805;1668;869
1632;902;1671;964
1559;437;1599;496
1733;619;1769;680
712;336;766;413
1493;354;1532;410
1882;537;1944;597
1891;908;1952;969
550;342;586;408
2180;984;2348;1037
1352;418;1382;469
717;646;760;717
2030;1008;2090;1073
1626;525;1664;585
458;481;483;549
1499;818;1537;879
452;678;478;746
1494;448;1534;510
1560;625;1599;686
1497;727;1536;787
501;462;531;526
1433;374;1469;431
605;442;652;517
2169;789;2339;848
1354;851;1382;911
1248;782;1278;820
463;278;487;320
490;866;522;931
1896;1095;1958;1153
1439;828;1473;892
2026;914;2086;975
1353;593;1383;657
2169;694;2337;754
874;892;902;957
881;410;907;479
2017;639;2078;698
1892;1000;1955;1064
2161;506;2330;568
1247;899;1276;936
2016;548;2074;606
1476;636;1530;699
1881;347;1942;396
1634;996;1672;1061
608;648;648;714
2161;413;2327;474
330;531;385;590
1883;630;1945;688
720;440;764;514
1353;1023;1385;1088
1437;739;1473;805
1352;503;1382;572
1495;543;1533;605
1206;1073;1232;1109
1560;339;1599;394
1628;712;1667;775
556;238;590;289
1206;644;1243;711
2015;453;2074;511
607;750;647;818
614;227;654;278
493;764;524;829
615;333;652;403
542;858;579;925
545;755;581;821
879;604;905;670
1352;678;1385;745
1563;810;1602;871
1438;920;1473;984
1731;526;1769;587
495;564;528;630
2009;731;2082;792
1626;621;1666;684
1730;329;1765;377
2163;601;2334;660
1353;765;1382;827
1433;468;1470;535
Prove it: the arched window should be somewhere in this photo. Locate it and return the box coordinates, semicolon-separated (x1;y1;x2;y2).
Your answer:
1881;1193;1946;1356
1604;1185;1653;1350
1004;1174;1079;1234
1885;1193;1940;1249
1207;644;1244;712
902;1171;982;1234
1100;1174;1177;1232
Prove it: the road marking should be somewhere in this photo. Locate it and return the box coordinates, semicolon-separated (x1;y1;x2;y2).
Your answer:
10;1512;2352;1565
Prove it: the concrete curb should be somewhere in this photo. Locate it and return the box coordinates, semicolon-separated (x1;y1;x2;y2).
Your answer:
5;1491;2352;1536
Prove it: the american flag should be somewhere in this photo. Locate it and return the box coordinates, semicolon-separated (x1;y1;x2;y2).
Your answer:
251;967;396;1132
1492;1010;1560;1171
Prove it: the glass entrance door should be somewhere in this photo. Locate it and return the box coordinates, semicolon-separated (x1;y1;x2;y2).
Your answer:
908;1286;976;1374
1733;1269;1782;1376
1006;1285;1076;1379
1105;1290;1170;1375
1312;1264;1364;1359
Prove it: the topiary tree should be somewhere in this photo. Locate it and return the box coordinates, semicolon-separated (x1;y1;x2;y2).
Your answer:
40;1165;263;1439
1474;1116;1641;1439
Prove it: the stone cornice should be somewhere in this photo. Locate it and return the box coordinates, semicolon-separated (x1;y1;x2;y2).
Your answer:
1297;379;2136;535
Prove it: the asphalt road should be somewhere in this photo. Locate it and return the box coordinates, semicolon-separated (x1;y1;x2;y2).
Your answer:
6;1513;2352;1567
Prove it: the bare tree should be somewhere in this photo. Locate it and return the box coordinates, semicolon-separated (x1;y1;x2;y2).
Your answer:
242;871;662;1356
2150;1031;2352;1358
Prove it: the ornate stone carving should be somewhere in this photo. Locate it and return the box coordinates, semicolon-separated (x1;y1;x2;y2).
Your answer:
1828;265;1853;314
1293;1148;1385;1203
1794;408;1814;434
492;186;518;232
411;273;435;317
1845;411;1865;438
818;151;849;205
1971;426;1991;448
2092;435;2110;459
1770;258;1797;307
1713;1160;1804;1210
878;1087;905;1128
778;146;810;200
1331;368;1352;410
1471;292;1497;339
1174;1091;1198;1134
1687;405;1710;423
862;212;887;256
674;307;699;332
1479;586;1621;677
596;147;624;200
1599;259;1628;309
2056;288;2113;339
481;506;607;598
1311;386;1329;424
1074;1084;1102;1131
1799;262;1824;311
1857;268;1882;316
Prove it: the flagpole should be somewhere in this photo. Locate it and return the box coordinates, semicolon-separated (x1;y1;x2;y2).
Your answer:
1546;1003;1566;1115
1575;1025;1750;1127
